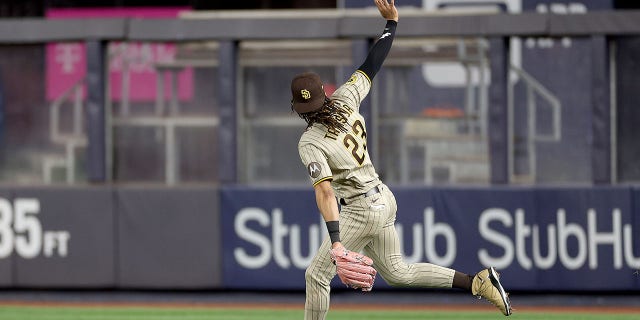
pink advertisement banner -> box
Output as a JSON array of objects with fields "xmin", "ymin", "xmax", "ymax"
[{"xmin": 46, "ymin": 7, "xmax": 193, "ymax": 102}]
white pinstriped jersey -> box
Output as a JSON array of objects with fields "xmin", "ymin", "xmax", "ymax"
[{"xmin": 298, "ymin": 70, "xmax": 381, "ymax": 199}]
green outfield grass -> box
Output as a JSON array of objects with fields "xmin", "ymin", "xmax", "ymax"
[{"xmin": 0, "ymin": 306, "xmax": 638, "ymax": 320}]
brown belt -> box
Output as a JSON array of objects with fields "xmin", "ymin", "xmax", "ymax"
[{"xmin": 339, "ymin": 185, "xmax": 382, "ymax": 206}]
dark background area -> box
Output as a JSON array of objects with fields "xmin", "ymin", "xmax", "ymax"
[
  {"xmin": 0, "ymin": 0, "xmax": 337, "ymax": 17},
  {"xmin": 1, "ymin": 0, "xmax": 639, "ymax": 17},
  {"xmin": 1, "ymin": 0, "xmax": 640, "ymax": 17}
]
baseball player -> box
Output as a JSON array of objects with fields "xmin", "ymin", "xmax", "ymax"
[{"xmin": 291, "ymin": 0, "xmax": 512, "ymax": 319}]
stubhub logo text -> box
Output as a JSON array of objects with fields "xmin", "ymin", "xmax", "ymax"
[{"xmin": 232, "ymin": 206, "xmax": 640, "ymax": 271}]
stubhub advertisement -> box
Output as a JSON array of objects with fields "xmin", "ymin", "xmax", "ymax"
[{"xmin": 221, "ymin": 186, "xmax": 640, "ymax": 291}]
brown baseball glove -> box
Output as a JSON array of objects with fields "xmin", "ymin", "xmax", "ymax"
[{"xmin": 330, "ymin": 246, "xmax": 377, "ymax": 291}]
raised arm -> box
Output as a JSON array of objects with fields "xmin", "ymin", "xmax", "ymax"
[{"xmin": 357, "ymin": 0, "xmax": 399, "ymax": 81}]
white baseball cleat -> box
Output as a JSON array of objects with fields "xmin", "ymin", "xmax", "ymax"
[{"xmin": 472, "ymin": 267, "xmax": 513, "ymax": 316}]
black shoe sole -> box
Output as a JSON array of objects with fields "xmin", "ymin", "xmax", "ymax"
[{"xmin": 488, "ymin": 267, "xmax": 512, "ymax": 316}]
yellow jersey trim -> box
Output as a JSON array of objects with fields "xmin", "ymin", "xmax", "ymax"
[
  {"xmin": 313, "ymin": 176, "xmax": 333, "ymax": 187},
  {"xmin": 355, "ymin": 70, "xmax": 371, "ymax": 84}
]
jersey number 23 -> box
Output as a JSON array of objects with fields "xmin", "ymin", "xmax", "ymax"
[{"xmin": 343, "ymin": 120, "xmax": 367, "ymax": 165}]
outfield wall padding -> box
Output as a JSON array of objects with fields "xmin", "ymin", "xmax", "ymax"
[{"xmin": 0, "ymin": 185, "xmax": 638, "ymax": 291}]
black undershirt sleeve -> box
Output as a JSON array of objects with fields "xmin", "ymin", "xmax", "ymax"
[{"xmin": 357, "ymin": 20, "xmax": 397, "ymax": 81}]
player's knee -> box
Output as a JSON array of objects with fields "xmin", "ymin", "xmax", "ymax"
[
  {"xmin": 305, "ymin": 265, "xmax": 332, "ymax": 287},
  {"xmin": 304, "ymin": 266, "xmax": 319, "ymax": 284},
  {"xmin": 384, "ymin": 276, "xmax": 411, "ymax": 287},
  {"xmin": 380, "ymin": 267, "xmax": 413, "ymax": 287}
]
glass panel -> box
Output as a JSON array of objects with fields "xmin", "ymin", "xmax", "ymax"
[
  {"xmin": 109, "ymin": 41, "xmax": 220, "ymax": 184},
  {"xmin": 176, "ymin": 126, "xmax": 218, "ymax": 182},
  {"xmin": 614, "ymin": 37, "xmax": 640, "ymax": 183},
  {"xmin": 239, "ymin": 40, "xmax": 351, "ymax": 184},
  {"xmin": 245, "ymin": 126, "xmax": 307, "ymax": 184},
  {"xmin": 513, "ymin": 36, "xmax": 593, "ymax": 184},
  {"xmin": 0, "ymin": 44, "xmax": 88, "ymax": 184},
  {"xmin": 113, "ymin": 126, "xmax": 165, "ymax": 182},
  {"xmin": 378, "ymin": 38, "xmax": 490, "ymax": 185}
]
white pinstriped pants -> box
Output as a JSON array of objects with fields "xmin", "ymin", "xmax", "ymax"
[{"xmin": 304, "ymin": 184, "xmax": 456, "ymax": 320}]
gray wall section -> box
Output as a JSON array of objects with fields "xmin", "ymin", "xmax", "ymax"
[
  {"xmin": 217, "ymin": 41, "xmax": 238, "ymax": 183},
  {"xmin": 0, "ymin": 18, "xmax": 126, "ymax": 43},
  {"xmin": 116, "ymin": 186, "xmax": 220, "ymax": 289},
  {"xmin": 615, "ymin": 37, "xmax": 640, "ymax": 182},
  {"xmin": 3, "ymin": 12, "xmax": 640, "ymax": 43},
  {"xmin": 86, "ymin": 40, "xmax": 107, "ymax": 182},
  {"xmin": 590, "ymin": 36, "xmax": 611, "ymax": 184},
  {"xmin": 13, "ymin": 187, "xmax": 115, "ymax": 287},
  {"xmin": 489, "ymin": 37, "xmax": 509, "ymax": 184},
  {"xmin": 0, "ymin": 186, "xmax": 222, "ymax": 289},
  {"xmin": 0, "ymin": 188, "xmax": 14, "ymax": 287}
]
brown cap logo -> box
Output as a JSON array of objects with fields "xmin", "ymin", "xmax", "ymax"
[{"xmin": 301, "ymin": 89, "xmax": 311, "ymax": 100}]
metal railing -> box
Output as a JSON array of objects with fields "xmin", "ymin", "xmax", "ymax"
[
  {"xmin": 508, "ymin": 65, "xmax": 562, "ymax": 183},
  {"xmin": 109, "ymin": 51, "xmax": 220, "ymax": 185},
  {"xmin": 44, "ymin": 42, "xmax": 221, "ymax": 185},
  {"xmin": 396, "ymin": 37, "xmax": 491, "ymax": 184},
  {"xmin": 43, "ymin": 77, "xmax": 87, "ymax": 184}
]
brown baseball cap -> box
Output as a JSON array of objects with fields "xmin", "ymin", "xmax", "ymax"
[{"xmin": 291, "ymin": 72, "xmax": 326, "ymax": 114}]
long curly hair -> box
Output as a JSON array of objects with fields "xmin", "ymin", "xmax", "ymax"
[{"xmin": 294, "ymin": 97, "xmax": 351, "ymax": 133}]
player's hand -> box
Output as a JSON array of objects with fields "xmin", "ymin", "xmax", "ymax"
[{"xmin": 375, "ymin": 0, "xmax": 398, "ymax": 22}]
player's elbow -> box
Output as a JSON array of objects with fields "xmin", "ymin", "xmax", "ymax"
[
  {"xmin": 318, "ymin": 188, "xmax": 335, "ymax": 201},
  {"xmin": 314, "ymin": 181, "xmax": 335, "ymax": 201}
]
